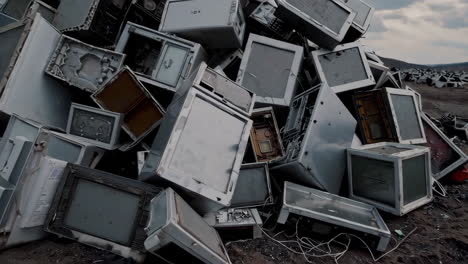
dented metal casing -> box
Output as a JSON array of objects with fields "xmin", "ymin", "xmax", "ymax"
[
  {"xmin": 0, "ymin": 14, "xmax": 72, "ymax": 130},
  {"xmin": 66, "ymin": 103, "xmax": 123, "ymax": 150},
  {"xmin": 347, "ymin": 142, "xmax": 433, "ymax": 216},
  {"xmin": 144, "ymin": 188, "xmax": 231, "ymax": 264},
  {"xmin": 159, "ymin": 0, "xmax": 246, "ymax": 49},
  {"xmin": 92, "ymin": 67, "xmax": 166, "ymax": 151},
  {"xmin": 203, "ymin": 208, "xmax": 263, "ymax": 239},
  {"xmin": 274, "ymin": 0, "xmax": 356, "ymax": 50},
  {"xmin": 237, "ymin": 34, "xmax": 303, "ymax": 108},
  {"xmin": 250, "ymin": 107, "xmax": 285, "ymax": 163},
  {"xmin": 312, "ymin": 42, "xmax": 375, "ymax": 94},
  {"xmin": 231, "ymin": 163, "xmax": 273, "ymax": 208},
  {"xmin": 277, "ymin": 182, "xmax": 391, "ymax": 252},
  {"xmin": 272, "ymin": 84, "xmax": 356, "ymax": 195},
  {"xmin": 46, "ymin": 35, "xmax": 125, "ymax": 93},
  {"xmin": 421, "ymin": 114, "xmax": 468, "ymax": 180},
  {"xmin": 45, "ymin": 164, "xmax": 162, "ymax": 262},
  {"xmin": 183, "ymin": 62, "xmax": 255, "ymax": 116},
  {"xmin": 339, "ymin": 0, "xmax": 374, "ymax": 41},
  {"xmin": 116, "ymin": 22, "xmax": 207, "ymax": 93},
  {"xmin": 140, "ymin": 83, "xmax": 252, "ymax": 209},
  {"xmin": 53, "ymin": 0, "xmax": 133, "ymax": 46}
]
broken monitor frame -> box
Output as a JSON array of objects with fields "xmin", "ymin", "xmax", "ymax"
[
  {"xmin": 347, "ymin": 142, "xmax": 433, "ymax": 216},
  {"xmin": 53, "ymin": 0, "xmax": 133, "ymax": 46},
  {"xmin": 45, "ymin": 164, "xmax": 162, "ymax": 263},
  {"xmin": 45, "ymin": 35, "xmax": 125, "ymax": 93},
  {"xmin": 183, "ymin": 61, "xmax": 255, "ymax": 116},
  {"xmin": 159, "ymin": 0, "xmax": 246, "ymax": 49},
  {"xmin": 368, "ymin": 60, "xmax": 390, "ymax": 89},
  {"xmin": 236, "ymin": 34, "xmax": 303, "ymax": 108},
  {"xmin": 272, "ymin": 84, "xmax": 356, "ymax": 195},
  {"xmin": 124, "ymin": 0, "xmax": 167, "ymax": 30},
  {"xmin": 144, "ymin": 188, "xmax": 231, "ymax": 264},
  {"xmin": 247, "ymin": 0, "xmax": 294, "ymax": 41},
  {"xmin": 92, "ymin": 67, "xmax": 166, "ymax": 151},
  {"xmin": 115, "ymin": 22, "xmax": 207, "ymax": 93},
  {"xmin": 422, "ymin": 114, "xmax": 468, "ymax": 180},
  {"xmin": 66, "ymin": 103, "xmax": 123, "ymax": 150},
  {"xmin": 250, "ymin": 107, "xmax": 285, "ymax": 163},
  {"xmin": 274, "ymin": 0, "xmax": 356, "ymax": 50},
  {"xmin": 277, "ymin": 182, "xmax": 391, "ymax": 252},
  {"xmin": 383, "ymin": 88, "xmax": 426, "ymax": 144},
  {"xmin": 212, "ymin": 49, "xmax": 244, "ymax": 82},
  {"xmin": 312, "ymin": 42, "xmax": 375, "ymax": 94},
  {"xmin": 231, "ymin": 163, "xmax": 273, "ymax": 208},
  {"xmin": 36, "ymin": 129, "xmax": 105, "ymax": 168},
  {"xmin": 339, "ymin": 0, "xmax": 375, "ymax": 42},
  {"xmin": 140, "ymin": 84, "xmax": 252, "ymax": 208},
  {"xmin": 377, "ymin": 72, "xmax": 401, "ymax": 89}
]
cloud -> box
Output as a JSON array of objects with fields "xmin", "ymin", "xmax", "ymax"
[{"xmin": 361, "ymin": 0, "xmax": 468, "ymax": 64}]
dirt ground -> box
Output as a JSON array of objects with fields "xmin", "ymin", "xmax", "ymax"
[{"xmin": 0, "ymin": 83, "xmax": 467, "ymax": 264}]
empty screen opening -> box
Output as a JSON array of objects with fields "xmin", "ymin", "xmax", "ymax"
[
  {"xmin": 390, "ymin": 94, "xmax": 423, "ymax": 141},
  {"xmin": 351, "ymin": 155, "xmax": 396, "ymax": 207},
  {"xmin": 285, "ymin": 0, "xmax": 349, "ymax": 34},
  {"xmin": 402, "ymin": 155, "xmax": 428, "ymax": 205},
  {"xmin": 243, "ymin": 42, "xmax": 295, "ymax": 98},
  {"xmin": 231, "ymin": 167, "xmax": 269, "ymax": 206},
  {"xmin": 319, "ymin": 47, "xmax": 368, "ymax": 87},
  {"xmin": 423, "ymin": 121, "xmax": 460, "ymax": 174},
  {"xmin": 224, "ymin": 57, "xmax": 242, "ymax": 81},
  {"xmin": 123, "ymin": 33, "xmax": 163, "ymax": 76},
  {"xmin": 124, "ymin": 99, "xmax": 163, "ymax": 138},
  {"xmin": 64, "ymin": 179, "xmax": 140, "ymax": 245}
]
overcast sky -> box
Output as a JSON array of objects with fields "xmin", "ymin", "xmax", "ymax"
[{"xmin": 362, "ymin": 0, "xmax": 468, "ymax": 65}]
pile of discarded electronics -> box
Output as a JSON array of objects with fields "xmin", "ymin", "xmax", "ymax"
[
  {"xmin": 402, "ymin": 68, "xmax": 468, "ymax": 88},
  {"xmin": 0, "ymin": 0, "xmax": 467, "ymax": 263}
]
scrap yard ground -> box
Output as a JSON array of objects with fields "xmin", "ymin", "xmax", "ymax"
[{"xmin": 0, "ymin": 83, "xmax": 467, "ymax": 264}]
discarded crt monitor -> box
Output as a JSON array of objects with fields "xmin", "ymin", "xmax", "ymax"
[
  {"xmin": 1, "ymin": 157, "xmax": 67, "ymax": 248},
  {"xmin": 92, "ymin": 67, "xmax": 166, "ymax": 150},
  {"xmin": 354, "ymin": 88, "xmax": 426, "ymax": 145},
  {"xmin": 140, "ymin": 79, "xmax": 252, "ymax": 210},
  {"xmin": 36, "ymin": 129, "xmax": 105, "ymax": 168},
  {"xmin": 144, "ymin": 188, "xmax": 231, "ymax": 264},
  {"xmin": 347, "ymin": 142, "xmax": 433, "ymax": 216},
  {"xmin": 231, "ymin": 163, "xmax": 273, "ymax": 208},
  {"xmin": 0, "ymin": 14, "xmax": 72, "ymax": 130},
  {"xmin": 203, "ymin": 208, "xmax": 263, "ymax": 239},
  {"xmin": 338, "ymin": 0, "xmax": 374, "ymax": 42},
  {"xmin": 53, "ymin": 0, "xmax": 133, "ymax": 46},
  {"xmin": 236, "ymin": 34, "xmax": 303, "ymax": 108},
  {"xmin": 66, "ymin": 103, "xmax": 123, "ymax": 150},
  {"xmin": 115, "ymin": 22, "xmax": 207, "ymax": 92},
  {"xmin": 182, "ymin": 62, "xmax": 255, "ymax": 116},
  {"xmin": 421, "ymin": 114, "xmax": 468, "ymax": 180},
  {"xmin": 277, "ymin": 182, "xmax": 391, "ymax": 252},
  {"xmin": 247, "ymin": 1, "xmax": 294, "ymax": 41},
  {"xmin": 45, "ymin": 164, "xmax": 162, "ymax": 263},
  {"xmin": 45, "ymin": 35, "xmax": 125, "ymax": 93},
  {"xmin": 159, "ymin": 0, "xmax": 246, "ymax": 49},
  {"xmin": 250, "ymin": 107, "xmax": 284, "ymax": 163},
  {"xmin": 274, "ymin": 0, "xmax": 356, "ymax": 50},
  {"xmin": 312, "ymin": 42, "xmax": 375, "ymax": 94},
  {"xmin": 272, "ymin": 84, "xmax": 356, "ymax": 195}
]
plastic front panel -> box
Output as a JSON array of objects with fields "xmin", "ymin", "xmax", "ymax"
[
  {"xmin": 168, "ymin": 96, "xmax": 245, "ymax": 193},
  {"xmin": 64, "ymin": 179, "xmax": 140, "ymax": 245},
  {"xmin": 284, "ymin": 0, "xmax": 349, "ymax": 34},
  {"xmin": 162, "ymin": 0, "xmax": 233, "ymax": 29},
  {"xmin": 175, "ymin": 193, "xmax": 228, "ymax": 262},
  {"xmin": 390, "ymin": 94, "xmax": 423, "ymax": 141},
  {"xmin": 231, "ymin": 166, "xmax": 269, "ymax": 206},
  {"xmin": 153, "ymin": 44, "xmax": 189, "ymax": 87},
  {"xmin": 351, "ymin": 155, "xmax": 396, "ymax": 207},
  {"xmin": 318, "ymin": 47, "xmax": 368, "ymax": 87},
  {"xmin": 146, "ymin": 192, "xmax": 168, "ymax": 235},
  {"xmin": 242, "ymin": 42, "xmax": 295, "ymax": 98},
  {"xmin": 70, "ymin": 109, "xmax": 116, "ymax": 144},
  {"xmin": 402, "ymin": 155, "xmax": 428, "ymax": 205}
]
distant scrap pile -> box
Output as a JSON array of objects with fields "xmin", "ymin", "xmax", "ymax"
[
  {"xmin": 0, "ymin": 0, "xmax": 467, "ymax": 263},
  {"xmin": 402, "ymin": 68, "xmax": 468, "ymax": 88}
]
